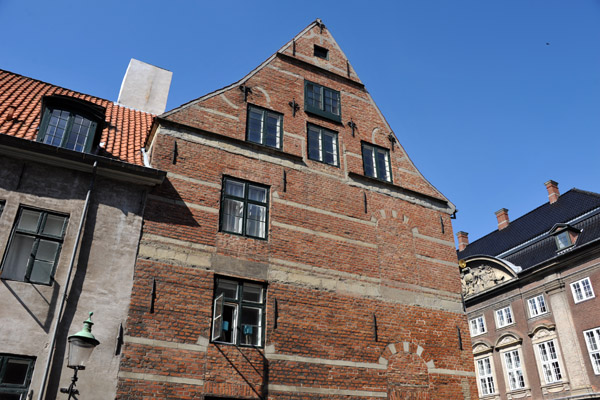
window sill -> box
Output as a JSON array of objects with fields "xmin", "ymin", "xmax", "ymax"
[
  {"xmin": 478, "ymin": 394, "xmax": 500, "ymax": 400},
  {"xmin": 541, "ymin": 381, "xmax": 569, "ymax": 395},
  {"xmin": 304, "ymin": 108, "xmax": 342, "ymax": 123},
  {"xmin": 211, "ymin": 341, "xmax": 264, "ymax": 349},
  {"xmin": 0, "ymin": 277, "xmax": 53, "ymax": 286},
  {"xmin": 506, "ymin": 388, "xmax": 531, "ymax": 399},
  {"xmin": 574, "ymin": 296, "xmax": 595, "ymax": 304}
]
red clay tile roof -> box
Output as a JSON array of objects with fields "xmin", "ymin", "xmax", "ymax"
[{"xmin": 0, "ymin": 69, "xmax": 154, "ymax": 166}]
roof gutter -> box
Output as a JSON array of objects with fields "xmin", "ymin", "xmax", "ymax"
[{"xmin": 0, "ymin": 133, "xmax": 165, "ymax": 186}]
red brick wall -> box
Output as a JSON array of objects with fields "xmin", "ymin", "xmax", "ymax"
[{"xmin": 118, "ymin": 22, "xmax": 475, "ymax": 399}]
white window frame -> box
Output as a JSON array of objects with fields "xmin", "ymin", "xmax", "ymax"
[
  {"xmin": 469, "ymin": 315, "xmax": 486, "ymax": 337},
  {"xmin": 476, "ymin": 356, "xmax": 496, "ymax": 396},
  {"xmin": 536, "ymin": 339, "xmax": 563, "ymax": 384},
  {"xmin": 495, "ymin": 306, "xmax": 514, "ymax": 328},
  {"xmin": 527, "ymin": 294, "xmax": 548, "ymax": 318},
  {"xmin": 583, "ymin": 327, "xmax": 600, "ymax": 375},
  {"xmin": 503, "ymin": 349, "xmax": 526, "ymax": 391},
  {"xmin": 571, "ymin": 277, "xmax": 595, "ymax": 304}
]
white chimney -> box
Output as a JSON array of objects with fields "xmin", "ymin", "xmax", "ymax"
[{"xmin": 117, "ymin": 59, "xmax": 172, "ymax": 115}]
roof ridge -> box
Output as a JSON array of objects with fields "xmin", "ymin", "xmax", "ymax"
[
  {"xmin": 0, "ymin": 68, "xmax": 153, "ymax": 116},
  {"xmin": 463, "ymin": 188, "xmax": 600, "ymax": 248}
]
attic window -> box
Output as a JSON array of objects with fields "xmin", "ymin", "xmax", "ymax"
[
  {"xmin": 37, "ymin": 95, "xmax": 105, "ymax": 153},
  {"xmin": 555, "ymin": 231, "xmax": 572, "ymax": 250},
  {"xmin": 314, "ymin": 45, "xmax": 329, "ymax": 60}
]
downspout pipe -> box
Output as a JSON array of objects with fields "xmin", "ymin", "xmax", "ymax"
[{"xmin": 37, "ymin": 161, "xmax": 97, "ymax": 400}]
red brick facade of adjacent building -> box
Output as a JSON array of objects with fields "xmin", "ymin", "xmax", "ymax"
[{"xmin": 116, "ymin": 20, "xmax": 476, "ymax": 399}]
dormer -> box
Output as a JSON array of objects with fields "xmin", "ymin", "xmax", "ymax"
[
  {"xmin": 549, "ymin": 223, "xmax": 580, "ymax": 251},
  {"xmin": 37, "ymin": 95, "xmax": 106, "ymax": 153}
]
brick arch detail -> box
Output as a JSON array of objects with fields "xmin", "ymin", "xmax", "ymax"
[{"xmin": 378, "ymin": 341, "xmax": 436, "ymax": 371}]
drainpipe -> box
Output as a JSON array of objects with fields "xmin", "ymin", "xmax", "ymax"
[{"xmin": 37, "ymin": 161, "xmax": 97, "ymax": 400}]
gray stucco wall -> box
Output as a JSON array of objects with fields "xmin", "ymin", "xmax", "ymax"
[{"xmin": 0, "ymin": 156, "xmax": 147, "ymax": 399}]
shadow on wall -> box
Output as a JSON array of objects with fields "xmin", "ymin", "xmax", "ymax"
[
  {"xmin": 142, "ymin": 177, "xmax": 200, "ymax": 228},
  {"xmin": 1, "ymin": 279, "xmax": 60, "ymax": 333}
]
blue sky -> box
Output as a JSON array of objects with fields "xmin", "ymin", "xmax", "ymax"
[{"xmin": 2, "ymin": 1, "xmax": 599, "ymax": 244}]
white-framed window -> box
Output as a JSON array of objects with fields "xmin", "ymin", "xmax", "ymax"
[
  {"xmin": 469, "ymin": 316, "xmax": 486, "ymax": 337},
  {"xmin": 496, "ymin": 306, "xmax": 514, "ymax": 328},
  {"xmin": 537, "ymin": 340, "xmax": 563, "ymax": 384},
  {"xmin": 504, "ymin": 349, "xmax": 526, "ymax": 390},
  {"xmin": 583, "ymin": 327, "xmax": 600, "ymax": 375},
  {"xmin": 476, "ymin": 356, "xmax": 496, "ymax": 396},
  {"xmin": 571, "ymin": 277, "xmax": 595, "ymax": 303},
  {"xmin": 527, "ymin": 294, "xmax": 548, "ymax": 317}
]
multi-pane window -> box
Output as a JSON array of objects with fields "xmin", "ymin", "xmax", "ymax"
[
  {"xmin": 307, "ymin": 124, "xmax": 338, "ymax": 166},
  {"xmin": 476, "ymin": 357, "xmax": 495, "ymax": 396},
  {"xmin": 220, "ymin": 178, "xmax": 269, "ymax": 239},
  {"xmin": 583, "ymin": 327, "xmax": 600, "ymax": 375},
  {"xmin": 211, "ymin": 277, "xmax": 266, "ymax": 347},
  {"xmin": 504, "ymin": 350, "xmax": 526, "ymax": 390},
  {"xmin": 304, "ymin": 81, "xmax": 341, "ymax": 122},
  {"xmin": 1, "ymin": 208, "xmax": 68, "ymax": 285},
  {"xmin": 571, "ymin": 277, "xmax": 594, "ymax": 303},
  {"xmin": 0, "ymin": 354, "xmax": 35, "ymax": 399},
  {"xmin": 527, "ymin": 295, "xmax": 548, "ymax": 317},
  {"xmin": 469, "ymin": 316, "xmax": 486, "ymax": 337},
  {"xmin": 537, "ymin": 340, "xmax": 562, "ymax": 384},
  {"xmin": 246, "ymin": 105, "xmax": 283, "ymax": 149},
  {"xmin": 362, "ymin": 143, "xmax": 392, "ymax": 182},
  {"xmin": 496, "ymin": 306, "xmax": 514, "ymax": 328},
  {"xmin": 39, "ymin": 108, "xmax": 97, "ymax": 152}
]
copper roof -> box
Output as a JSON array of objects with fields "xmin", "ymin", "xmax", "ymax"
[{"xmin": 0, "ymin": 69, "xmax": 154, "ymax": 166}]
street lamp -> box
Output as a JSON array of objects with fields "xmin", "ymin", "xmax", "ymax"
[{"xmin": 60, "ymin": 312, "xmax": 100, "ymax": 399}]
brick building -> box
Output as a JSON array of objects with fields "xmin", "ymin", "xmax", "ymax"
[
  {"xmin": 117, "ymin": 20, "xmax": 476, "ymax": 399},
  {"xmin": 458, "ymin": 181, "xmax": 600, "ymax": 399},
  {"xmin": 0, "ymin": 68, "xmax": 165, "ymax": 399}
]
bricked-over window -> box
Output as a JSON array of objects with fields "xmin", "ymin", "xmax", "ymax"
[
  {"xmin": 307, "ymin": 124, "xmax": 338, "ymax": 166},
  {"xmin": 246, "ymin": 105, "xmax": 283, "ymax": 149},
  {"xmin": 212, "ymin": 277, "xmax": 266, "ymax": 347},
  {"xmin": 220, "ymin": 177, "xmax": 269, "ymax": 239},
  {"xmin": 0, "ymin": 354, "xmax": 35, "ymax": 399},
  {"xmin": 1, "ymin": 208, "xmax": 68, "ymax": 285},
  {"xmin": 304, "ymin": 80, "xmax": 341, "ymax": 122},
  {"xmin": 362, "ymin": 143, "xmax": 391, "ymax": 182}
]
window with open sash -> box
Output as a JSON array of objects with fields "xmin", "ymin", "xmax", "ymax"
[
  {"xmin": 304, "ymin": 81, "xmax": 341, "ymax": 122},
  {"xmin": 211, "ymin": 278, "xmax": 266, "ymax": 347},
  {"xmin": 1, "ymin": 208, "xmax": 68, "ymax": 285},
  {"xmin": 537, "ymin": 340, "xmax": 562, "ymax": 384},
  {"xmin": 246, "ymin": 105, "xmax": 283, "ymax": 149},
  {"xmin": 476, "ymin": 357, "xmax": 495, "ymax": 396},
  {"xmin": 527, "ymin": 294, "xmax": 548, "ymax": 318},
  {"xmin": 220, "ymin": 178, "xmax": 269, "ymax": 239},
  {"xmin": 571, "ymin": 277, "xmax": 594, "ymax": 303},
  {"xmin": 584, "ymin": 327, "xmax": 600, "ymax": 375},
  {"xmin": 362, "ymin": 143, "xmax": 392, "ymax": 182},
  {"xmin": 0, "ymin": 354, "xmax": 35, "ymax": 400},
  {"xmin": 504, "ymin": 350, "xmax": 526, "ymax": 390},
  {"xmin": 307, "ymin": 124, "xmax": 338, "ymax": 166}
]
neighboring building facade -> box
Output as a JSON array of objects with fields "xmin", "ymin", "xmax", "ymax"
[
  {"xmin": 0, "ymin": 69, "xmax": 165, "ymax": 399},
  {"xmin": 458, "ymin": 181, "xmax": 600, "ymax": 399},
  {"xmin": 117, "ymin": 20, "xmax": 477, "ymax": 399}
]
